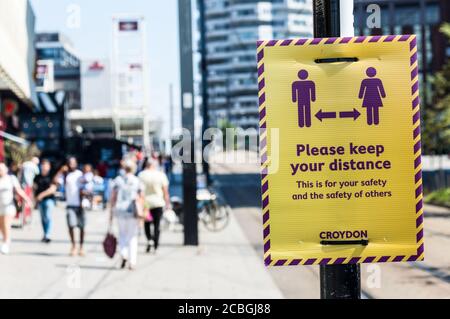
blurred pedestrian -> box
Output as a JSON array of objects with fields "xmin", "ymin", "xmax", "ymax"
[
  {"xmin": 19, "ymin": 157, "xmax": 39, "ymax": 222},
  {"xmin": 96, "ymin": 161, "xmax": 108, "ymax": 178},
  {"xmin": 0, "ymin": 162, "xmax": 32, "ymax": 255},
  {"xmin": 138, "ymin": 158, "xmax": 170, "ymax": 253},
  {"xmin": 110, "ymin": 160, "xmax": 144, "ymax": 270},
  {"xmin": 64, "ymin": 157, "xmax": 85, "ymax": 257},
  {"xmin": 80, "ymin": 164, "xmax": 94, "ymax": 210},
  {"xmin": 163, "ymin": 155, "xmax": 173, "ymax": 180},
  {"xmin": 34, "ymin": 159, "xmax": 57, "ymax": 243},
  {"xmin": 21, "ymin": 157, "xmax": 40, "ymax": 189},
  {"xmin": 92, "ymin": 170, "xmax": 105, "ymax": 210}
]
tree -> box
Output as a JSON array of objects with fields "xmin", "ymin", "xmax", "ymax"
[
  {"xmin": 218, "ymin": 119, "xmax": 236, "ymax": 150},
  {"xmin": 421, "ymin": 24, "xmax": 450, "ymax": 155}
]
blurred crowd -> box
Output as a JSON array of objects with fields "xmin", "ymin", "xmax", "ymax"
[{"xmin": 0, "ymin": 151, "xmax": 173, "ymax": 270}]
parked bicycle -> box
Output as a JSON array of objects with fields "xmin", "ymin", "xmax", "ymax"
[{"xmin": 162, "ymin": 189, "xmax": 231, "ymax": 232}]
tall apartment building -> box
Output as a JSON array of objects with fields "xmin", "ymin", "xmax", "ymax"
[{"xmin": 204, "ymin": 0, "xmax": 313, "ymax": 130}]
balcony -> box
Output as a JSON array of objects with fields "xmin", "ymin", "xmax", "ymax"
[
  {"xmin": 229, "ymin": 82, "xmax": 258, "ymax": 93},
  {"xmin": 232, "ymin": 116, "xmax": 259, "ymax": 128},
  {"xmin": 208, "ymin": 62, "xmax": 231, "ymax": 73},
  {"xmin": 208, "ymin": 86, "xmax": 228, "ymax": 95},
  {"xmin": 233, "ymin": 95, "xmax": 258, "ymax": 104},
  {"xmin": 284, "ymin": 0, "xmax": 313, "ymax": 12},
  {"xmin": 207, "ymin": 73, "xmax": 228, "ymax": 84},
  {"xmin": 229, "ymin": 107, "xmax": 258, "ymax": 116},
  {"xmin": 206, "ymin": 28, "xmax": 229, "ymax": 40},
  {"xmin": 208, "ymin": 96, "xmax": 227, "ymax": 106},
  {"xmin": 206, "ymin": 51, "xmax": 230, "ymax": 61},
  {"xmin": 205, "ymin": 6, "xmax": 229, "ymax": 19},
  {"xmin": 228, "ymin": 59, "xmax": 257, "ymax": 70}
]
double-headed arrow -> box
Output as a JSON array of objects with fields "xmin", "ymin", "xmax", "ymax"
[{"xmin": 315, "ymin": 108, "xmax": 361, "ymax": 122}]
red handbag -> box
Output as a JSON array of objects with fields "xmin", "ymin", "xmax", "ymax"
[{"xmin": 103, "ymin": 231, "xmax": 117, "ymax": 259}]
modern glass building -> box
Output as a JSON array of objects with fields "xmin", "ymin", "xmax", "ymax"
[
  {"xmin": 354, "ymin": 0, "xmax": 450, "ymax": 102},
  {"xmin": 35, "ymin": 33, "xmax": 81, "ymax": 110},
  {"xmin": 204, "ymin": 0, "xmax": 313, "ymax": 130}
]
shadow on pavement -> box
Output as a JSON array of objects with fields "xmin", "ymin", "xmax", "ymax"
[
  {"xmin": 11, "ymin": 239, "xmax": 101, "ymax": 245},
  {"xmin": 424, "ymin": 210, "xmax": 450, "ymax": 219},
  {"xmin": 12, "ymin": 252, "xmax": 71, "ymax": 257},
  {"xmin": 55, "ymin": 264, "xmax": 117, "ymax": 271}
]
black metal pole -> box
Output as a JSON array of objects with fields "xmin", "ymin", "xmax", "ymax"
[
  {"xmin": 313, "ymin": 0, "xmax": 340, "ymax": 37},
  {"xmin": 313, "ymin": 0, "xmax": 361, "ymax": 299},
  {"xmin": 320, "ymin": 263, "xmax": 361, "ymax": 299},
  {"xmin": 60, "ymin": 95, "xmax": 68, "ymax": 158},
  {"xmin": 178, "ymin": 0, "xmax": 198, "ymax": 246},
  {"xmin": 198, "ymin": 0, "xmax": 211, "ymax": 187}
]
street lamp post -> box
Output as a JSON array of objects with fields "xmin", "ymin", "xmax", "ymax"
[
  {"xmin": 178, "ymin": 0, "xmax": 198, "ymax": 246},
  {"xmin": 313, "ymin": 0, "xmax": 361, "ymax": 300},
  {"xmin": 198, "ymin": 0, "xmax": 211, "ymax": 187}
]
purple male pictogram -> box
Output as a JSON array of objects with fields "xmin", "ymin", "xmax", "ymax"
[
  {"xmin": 358, "ymin": 67, "xmax": 386, "ymax": 126},
  {"xmin": 292, "ymin": 69, "xmax": 316, "ymax": 128}
]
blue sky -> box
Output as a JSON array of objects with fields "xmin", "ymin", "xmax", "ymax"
[{"xmin": 30, "ymin": 0, "xmax": 181, "ymax": 138}]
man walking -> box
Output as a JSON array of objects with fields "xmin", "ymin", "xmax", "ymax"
[
  {"xmin": 34, "ymin": 159, "xmax": 57, "ymax": 243},
  {"xmin": 138, "ymin": 158, "xmax": 170, "ymax": 253},
  {"xmin": 63, "ymin": 157, "xmax": 85, "ymax": 256}
]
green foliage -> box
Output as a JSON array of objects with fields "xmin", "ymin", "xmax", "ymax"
[
  {"xmin": 4, "ymin": 140, "xmax": 41, "ymax": 167},
  {"xmin": 217, "ymin": 119, "xmax": 235, "ymax": 132},
  {"xmin": 421, "ymin": 24, "xmax": 450, "ymax": 155},
  {"xmin": 4, "ymin": 140, "xmax": 27, "ymax": 165},
  {"xmin": 217, "ymin": 119, "xmax": 237, "ymax": 149},
  {"xmin": 440, "ymin": 24, "xmax": 450, "ymax": 38},
  {"xmin": 425, "ymin": 188, "xmax": 450, "ymax": 207}
]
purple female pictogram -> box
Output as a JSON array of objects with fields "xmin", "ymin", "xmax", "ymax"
[
  {"xmin": 292, "ymin": 69, "xmax": 316, "ymax": 128},
  {"xmin": 358, "ymin": 67, "xmax": 386, "ymax": 125}
]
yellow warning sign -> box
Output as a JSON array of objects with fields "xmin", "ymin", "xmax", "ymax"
[{"xmin": 257, "ymin": 35, "xmax": 424, "ymax": 266}]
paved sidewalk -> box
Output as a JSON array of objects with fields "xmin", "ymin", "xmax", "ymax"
[
  {"xmin": 210, "ymin": 157, "xmax": 450, "ymax": 299},
  {"xmin": 0, "ymin": 202, "xmax": 283, "ymax": 299}
]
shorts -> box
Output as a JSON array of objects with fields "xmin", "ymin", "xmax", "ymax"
[
  {"xmin": 0, "ymin": 204, "xmax": 17, "ymax": 217},
  {"xmin": 66, "ymin": 206, "xmax": 85, "ymax": 229}
]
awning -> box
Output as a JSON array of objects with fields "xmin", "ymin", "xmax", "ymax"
[{"xmin": 0, "ymin": 130, "xmax": 29, "ymax": 146}]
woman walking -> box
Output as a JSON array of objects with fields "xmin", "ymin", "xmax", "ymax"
[
  {"xmin": 138, "ymin": 158, "xmax": 170, "ymax": 253},
  {"xmin": 0, "ymin": 162, "xmax": 33, "ymax": 255},
  {"xmin": 109, "ymin": 160, "xmax": 144, "ymax": 270}
]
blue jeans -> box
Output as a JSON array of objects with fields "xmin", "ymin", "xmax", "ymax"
[{"xmin": 39, "ymin": 199, "xmax": 55, "ymax": 239}]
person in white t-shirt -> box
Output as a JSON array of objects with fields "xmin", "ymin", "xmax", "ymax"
[
  {"xmin": 138, "ymin": 158, "xmax": 170, "ymax": 253},
  {"xmin": 63, "ymin": 157, "xmax": 85, "ymax": 257},
  {"xmin": 0, "ymin": 162, "xmax": 32, "ymax": 255}
]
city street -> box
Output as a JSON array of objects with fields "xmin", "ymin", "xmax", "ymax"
[
  {"xmin": 211, "ymin": 155, "xmax": 450, "ymax": 299},
  {"xmin": 0, "ymin": 0, "xmax": 448, "ymax": 304},
  {"xmin": 0, "ymin": 184, "xmax": 282, "ymax": 299},
  {"xmin": 0, "ymin": 157, "xmax": 449, "ymax": 299}
]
